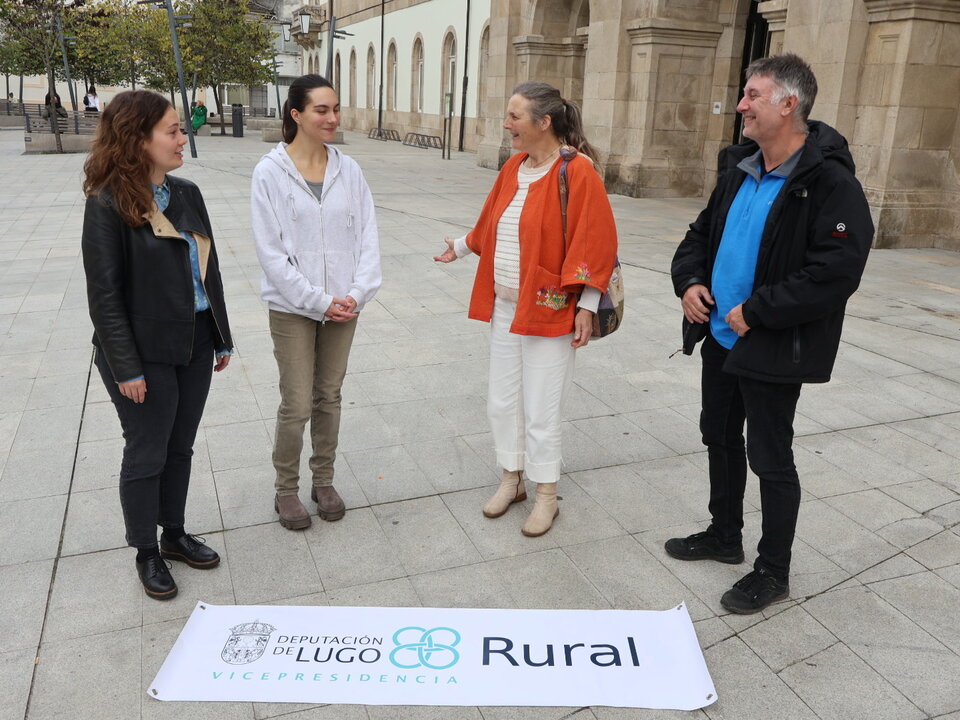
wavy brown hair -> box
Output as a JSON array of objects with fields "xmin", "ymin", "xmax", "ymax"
[{"xmin": 83, "ymin": 90, "xmax": 172, "ymax": 226}]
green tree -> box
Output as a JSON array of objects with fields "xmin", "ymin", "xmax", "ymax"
[
  {"xmin": 182, "ymin": 0, "xmax": 273, "ymax": 134},
  {"xmin": 0, "ymin": 0, "xmax": 71, "ymax": 152},
  {"xmin": 66, "ymin": 0, "xmax": 133, "ymax": 89},
  {"xmin": 136, "ymin": 4, "xmax": 179, "ymax": 98}
]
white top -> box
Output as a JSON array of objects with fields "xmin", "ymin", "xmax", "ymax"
[
  {"xmin": 84, "ymin": 94, "xmax": 100, "ymax": 110},
  {"xmin": 250, "ymin": 143, "xmax": 382, "ymax": 321},
  {"xmin": 454, "ymin": 160, "xmax": 601, "ymax": 312}
]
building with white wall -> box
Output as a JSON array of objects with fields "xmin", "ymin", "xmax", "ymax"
[{"xmin": 293, "ymin": 0, "xmax": 491, "ymax": 150}]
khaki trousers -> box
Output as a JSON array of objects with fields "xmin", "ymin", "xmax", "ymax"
[{"xmin": 269, "ymin": 310, "xmax": 357, "ymax": 495}]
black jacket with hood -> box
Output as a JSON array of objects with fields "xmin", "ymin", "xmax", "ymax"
[
  {"xmin": 82, "ymin": 175, "xmax": 232, "ymax": 382},
  {"xmin": 671, "ymin": 121, "xmax": 873, "ymax": 384}
]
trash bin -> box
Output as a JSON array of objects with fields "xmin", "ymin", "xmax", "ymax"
[{"xmin": 231, "ymin": 103, "xmax": 244, "ymax": 138}]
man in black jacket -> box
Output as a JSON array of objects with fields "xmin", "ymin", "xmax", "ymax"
[{"xmin": 667, "ymin": 54, "xmax": 873, "ymax": 613}]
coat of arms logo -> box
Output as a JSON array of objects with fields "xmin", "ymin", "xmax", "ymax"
[{"xmin": 221, "ymin": 620, "xmax": 276, "ymax": 665}]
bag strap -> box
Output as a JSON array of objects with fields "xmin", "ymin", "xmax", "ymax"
[{"xmin": 557, "ymin": 146, "xmax": 577, "ymax": 243}]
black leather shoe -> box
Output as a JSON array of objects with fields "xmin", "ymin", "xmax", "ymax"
[
  {"xmin": 664, "ymin": 530, "xmax": 744, "ymax": 564},
  {"xmin": 160, "ymin": 533, "xmax": 220, "ymax": 569},
  {"xmin": 720, "ymin": 568, "xmax": 789, "ymax": 614},
  {"xmin": 136, "ymin": 555, "xmax": 178, "ymax": 600}
]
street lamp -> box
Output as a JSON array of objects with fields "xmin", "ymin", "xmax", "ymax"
[
  {"xmin": 137, "ymin": 0, "xmax": 197, "ymax": 158},
  {"xmin": 281, "ymin": 22, "xmax": 291, "ymax": 42},
  {"xmin": 54, "ymin": 17, "xmax": 77, "ymax": 111},
  {"xmin": 298, "ymin": 11, "xmax": 310, "ymax": 35}
]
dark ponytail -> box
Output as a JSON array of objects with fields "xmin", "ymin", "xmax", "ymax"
[
  {"xmin": 512, "ymin": 81, "xmax": 600, "ymax": 164},
  {"xmin": 282, "ymin": 73, "xmax": 336, "ymax": 143}
]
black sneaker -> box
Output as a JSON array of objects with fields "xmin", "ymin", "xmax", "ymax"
[
  {"xmin": 664, "ymin": 530, "xmax": 744, "ymax": 564},
  {"xmin": 720, "ymin": 568, "xmax": 789, "ymax": 614}
]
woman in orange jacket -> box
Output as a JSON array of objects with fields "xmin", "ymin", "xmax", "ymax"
[{"xmin": 435, "ymin": 81, "xmax": 618, "ymax": 536}]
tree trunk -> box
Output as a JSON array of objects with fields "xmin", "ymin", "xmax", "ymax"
[
  {"xmin": 44, "ymin": 53, "xmax": 63, "ymax": 154},
  {"xmin": 170, "ymin": 88, "xmax": 176, "ymax": 107},
  {"xmin": 130, "ymin": 58, "xmax": 136, "ymax": 89},
  {"xmin": 211, "ymin": 84, "xmax": 226, "ymax": 136}
]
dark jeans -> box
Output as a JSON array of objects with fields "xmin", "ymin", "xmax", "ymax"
[
  {"xmin": 95, "ymin": 311, "xmax": 215, "ymax": 548},
  {"xmin": 700, "ymin": 332, "xmax": 802, "ymax": 580}
]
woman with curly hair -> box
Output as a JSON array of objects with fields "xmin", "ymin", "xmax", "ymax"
[{"xmin": 82, "ymin": 90, "xmax": 233, "ymax": 600}]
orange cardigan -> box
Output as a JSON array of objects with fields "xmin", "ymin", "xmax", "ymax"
[{"xmin": 465, "ymin": 152, "xmax": 618, "ymax": 337}]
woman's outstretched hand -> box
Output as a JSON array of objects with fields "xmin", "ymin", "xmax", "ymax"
[{"xmin": 433, "ymin": 237, "xmax": 457, "ymax": 263}]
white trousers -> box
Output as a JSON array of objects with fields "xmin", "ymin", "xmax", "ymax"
[{"xmin": 487, "ymin": 296, "xmax": 576, "ymax": 484}]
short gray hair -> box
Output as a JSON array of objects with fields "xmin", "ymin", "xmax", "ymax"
[{"xmin": 746, "ymin": 53, "xmax": 818, "ymax": 124}]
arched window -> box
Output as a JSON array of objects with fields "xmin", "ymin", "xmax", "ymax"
[
  {"xmin": 411, "ymin": 37, "xmax": 424, "ymax": 113},
  {"xmin": 334, "ymin": 52, "xmax": 342, "ymax": 94},
  {"xmin": 477, "ymin": 25, "xmax": 490, "ymax": 121},
  {"xmin": 366, "ymin": 45, "xmax": 376, "ymax": 110},
  {"xmin": 349, "ymin": 49, "xmax": 357, "ymax": 108},
  {"xmin": 386, "ymin": 41, "xmax": 397, "ymax": 112},
  {"xmin": 440, "ymin": 31, "xmax": 456, "ymax": 116}
]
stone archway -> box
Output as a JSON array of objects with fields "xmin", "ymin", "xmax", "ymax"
[{"xmin": 514, "ymin": 0, "xmax": 588, "ymax": 109}]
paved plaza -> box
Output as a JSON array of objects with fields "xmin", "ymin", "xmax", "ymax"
[{"xmin": 1, "ymin": 124, "xmax": 959, "ymax": 720}]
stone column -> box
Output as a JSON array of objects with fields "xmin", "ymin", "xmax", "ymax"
[
  {"xmin": 606, "ymin": 16, "xmax": 722, "ymax": 197},
  {"xmin": 855, "ymin": 0, "xmax": 960, "ymax": 249},
  {"xmin": 476, "ymin": 0, "xmax": 524, "ymax": 170},
  {"xmin": 758, "ymin": 0, "xmax": 787, "ymax": 54}
]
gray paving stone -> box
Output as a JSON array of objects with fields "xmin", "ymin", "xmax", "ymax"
[
  {"xmin": 570, "ymin": 464, "xmax": 700, "ymax": 534},
  {"xmin": 373, "ymin": 496, "xmax": 482, "ymax": 575},
  {"xmin": 490, "ymin": 548, "xmax": 609, "ymax": 610},
  {"xmin": 30, "ymin": 627, "xmax": 142, "ymax": 720},
  {"xmin": 738, "ymin": 605, "xmax": 837, "ymax": 673},
  {"xmin": 875, "ymin": 516, "xmax": 945, "ymax": 550},
  {"xmin": 883, "ymin": 477, "xmax": 960, "ymax": 513},
  {"xmin": 59, "ymin": 486, "xmax": 127, "ymax": 555},
  {"xmin": 26, "ymin": 372, "xmax": 87, "ymax": 410},
  {"xmin": 324, "ymin": 577, "xmax": 422, "ymax": 607},
  {"xmin": 344, "ymin": 444, "xmax": 436, "ymax": 505},
  {"xmin": 871, "ymin": 572, "xmax": 960, "ymax": 655},
  {"xmin": 778, "ymin": 642, "xmax": 925, "ymax": 720},
  {"xmin": 843, "ymin": 424, "xmax": 960, "ymax": 480},
  {"xmin": 0, "ymin": 559, "xmax": 52, "ymax": 653},
  {"xmin": 72, "ymin": 437, "xmax": 124, "ymax": 492},
  {"xmin": 9, "ymin": 406, "xmax": 81, "ymax": 452},
  {"xmin": 824, "ymin": 488, "xmax": 919, "ymax": 531},
  {"xmin": 701, "ymin": 636, "xmax": 816, "ymax": 720},
  {"xmin": 0, "ymin": 493, "xmax": 65, "ymax": 565},
  {"xmin": 858, "ymin": 553, "xmax": 928, "ymax": 585},
  {"xmin": 564, "ymin": 534, "xmax": 713, "ymax": 620},
  {"xmin": 205, "ymin": 419, "xmax": 274, "ymax": 473},
  {"xmin": 795, "ymin": 499, "xmax": 900, "ymax": 575},
  {"xmin": 306, "ymin": 506, "xmax": 404, "ymax": 591},
  {"xmin": 0, "ymin": 445, "xmax": 74, "ymax": 501},
  {"xmin": 224, "ymin": 523, "xmax": 323, "ymax": 605},
  {"xmin": 404, "ymin": 437, "xmax": 495, "ymax": 494},
  {"xmin": 479, "ymin": 708, "xmax": 598, "ymax": 720},
  {"xmin": 255, "ymin": 701, "xmax": 369, "ymax": 719},
  {"xmin": 904, "ymin": 530, "xmax": 960, "ymax": 571},
  {"xmin": 0, "ymin": 648, "xmax": 35, "ymax": 720},
  {"xmin": 804, "ymin": 586, "xmax": 960, "ymax": 717},
  {"xmin": 367, "ymin": 706, "xmax": 482, "ymax": 719},
  {"xmin": 408, "ymin": 561, "xmax": 517, "ymax": 609},
  {"xmin": 201, "ymin": 383, "xmax": 268, "ymax": 428}
]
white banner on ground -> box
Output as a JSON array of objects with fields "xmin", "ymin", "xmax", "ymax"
[{"xmin": 149, "ymin": 601, "xmax": 717, "ymax": 710}]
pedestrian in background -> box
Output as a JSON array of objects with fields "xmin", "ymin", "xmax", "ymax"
[
  {"xmin": 82, "ymin": 90, "xmax": 233, "ymax": 600},
  {"xmin": 668, "ymin": 54, "xmax": 873, "ymax": 613},
  {"xmin": 434, "ymin": 81, "xmax": 618, "ymax": 537},
  {"xmin": 84, "ymin": 84, "xmax": 101, "ymax": 112},
  {"xmin": 41, "ymin": 92, "xmax": 68, "ymax": 119},
  {"xmin": 251, "ymin": 74, "xmax": 381, "ymax": 530}
]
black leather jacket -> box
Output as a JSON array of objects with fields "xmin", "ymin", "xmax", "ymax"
[
  {"xmin": 82, "ymin": 175, "xmax": 232, "ymax": 381},
  {"xmin": 671, "ymin": 121, "xmax": 873, "ymax": 384}
]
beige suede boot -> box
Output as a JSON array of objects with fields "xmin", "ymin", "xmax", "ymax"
[
  {"xmin": 482, "ymin": 470, "xmax": 526, "ymax": 518},
  {"xmin": 275, "ymin": 494, "xmax": 312, "ymax": 530},
  {"xmin": 521, "ymin": 482, "xmax": 559, "ymax": 537}
]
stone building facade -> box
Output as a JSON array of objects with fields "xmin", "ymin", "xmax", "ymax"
[{"xmin": 301, "ymin": 0, "xmax": 959, "ymax": 250}]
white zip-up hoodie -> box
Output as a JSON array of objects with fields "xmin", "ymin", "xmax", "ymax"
[{"xmin": 251, "ymin": 142, "xmax": 382, "ymax": 321}]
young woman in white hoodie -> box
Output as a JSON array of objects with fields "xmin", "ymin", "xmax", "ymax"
[{"xmin": 251, "ymin": 74, "xmax": 381, "ymax": 530}]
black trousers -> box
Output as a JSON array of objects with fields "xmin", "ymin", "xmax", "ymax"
[
  {"xmin": 699, "ymin": 332, "xmax": 802, "ymax": 580},
  {"xmin": 95, "ymin": 311, "xmax": 215, "ymax": 548}
]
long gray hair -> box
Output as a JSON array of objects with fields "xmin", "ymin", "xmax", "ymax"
[{"xmin": 512, "ymin": 81, "xmax": 599, "ymax": 163}]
